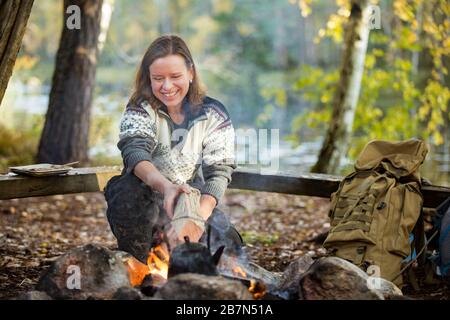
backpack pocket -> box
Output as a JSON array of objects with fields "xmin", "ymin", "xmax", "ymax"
[
  {"xmin": 325, "ymin": 174, "xmax": 395, "ymax": 247},
  {"xmin": 325, "ymin": 192, "xmax": 378, "ymax": 247},
  {"xmin": 385, "ymin": 183, "xmax": 422, "ymax": 258}
]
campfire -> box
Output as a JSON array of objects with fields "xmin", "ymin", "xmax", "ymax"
[
  {"xmin": 126, "ymin": 244, "xmax": 170, "ymax": 287},
  {"xmin": 31, "ymin": 243, "xmax": 403, "ymax": 300},
  {"xmin": 30, "ymin": 213, "xmax": 404, "ymax": 301},
  {"xmin": 125, "ymin": 239, "xmax": 268, "ymax": 299}
]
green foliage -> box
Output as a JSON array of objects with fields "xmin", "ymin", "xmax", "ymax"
[
  {"xmin": 5, "ymin": 0, "xmax": 448, "ymax": 173},
  {"xmin": 87, "ymin": 152, "xmax": 122, "ymax": 167},
  {"xmin": 0, "ymin": 113, "xmax": 43, "ymax": 171},
  {"xmin": 240, "ymin": 230, "xmax": 280, "ymax": 245},
  {"xmin": 419, "ymin": 80, "xmax": 450, "ymax": 145},
  {"xmin": 286, "ymin": 65, "xmax": 338, "ymax": 143},
  {"xmin": 88, "ymin": 93, "xmax": 126, "ymax": 165},
  {"xmin": 255, "ymin": 104, "xmax": 275, "ymax": 127},
  {"xmin": 289, "ymin": 0, "xmax": 450, "ymax": 162}
]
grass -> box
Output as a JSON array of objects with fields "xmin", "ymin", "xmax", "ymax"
[{"xmin": 240, "ymin": 230, "xmax": 280, "ymax": 245}]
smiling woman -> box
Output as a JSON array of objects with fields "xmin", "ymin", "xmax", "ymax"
[
  {"xmin": 130, "ymin": 35, "xmax": 205, "ymax": 115},
  {"xmin": 104, "ymin": 35, "xmax": 243, "ymax": 265}
]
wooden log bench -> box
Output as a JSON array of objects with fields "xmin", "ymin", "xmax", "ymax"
[{"xmin": 0, "ymin": 166, "xmax": 449, "ymax": 208}]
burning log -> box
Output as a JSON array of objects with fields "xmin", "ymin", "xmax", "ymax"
[
  {"xmin": 272, "ymin": 255, "xmax": 315, "ymax": 300},
  {"xmin": 248, "ymin": 279, "xmax": 267, "ymax": 300},
  {"xmin": 298, "ymin": 257, "xmax": 403, "ymax": 300},
  {"xmin": 125, "ymin": 243, "xmax": 170, "ymax": 287},
  {"xmin": 219, "ymin": 272, "xmax": 268, "ymax": 300},
  {"xmin": 154, "ymin": 273, "xmax": 253, "ymax": 300},
  {"xmin": 36, "ymin": 244, "xmax": 131, "ymax": 300},
  {"xmin": 217, "ymin": 253, "xmax": 283, "ymax": 292},
  {"xmin": 139, "ymin": 274, "xmax": 160, "ymax": 297}
]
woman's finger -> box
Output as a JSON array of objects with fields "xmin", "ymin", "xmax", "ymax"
[
  {"xmin": 164, "ymin": 198, "xmax": 174, "ymax": 219},
  {"xmin": 180, "ymin": 184, "xmax": 191, "ymax": 194},
  {"xmin": 167, "ymin": 227, "xmax": 176, "ymax": 239}
]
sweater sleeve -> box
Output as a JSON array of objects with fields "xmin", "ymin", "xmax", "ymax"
[
  {"xmin": 201, "ymin": 104, "xmax": 236, "ymax": 204},
  {"xmin": 117, "ymin": 102, "xmax": 158, "ymax": 173}
]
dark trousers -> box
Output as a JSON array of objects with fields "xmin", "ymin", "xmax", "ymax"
[{"xmin": 104, "ymin": 172, "xmax": 243, "ymax": 263}]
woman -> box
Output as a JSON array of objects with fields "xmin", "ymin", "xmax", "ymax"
[{"xmin": 104, "ymin": 35, "xmax": 242, "ymax": 264}]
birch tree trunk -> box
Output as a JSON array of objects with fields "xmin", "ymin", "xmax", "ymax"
[
  {"xmin": 156, "ymin": 0, "xmax": 172, "ymax": 34},
  {"xmin": 37, "ymin": 0, "xmax": 103, "ymax": 164},
  {"xmin": 311, "ymin": 0, "xmax": 371, "ymax": 174},
  {"xmin": 97, "ymin": 0, "xmax": 114, "ymax": 52},
  {"xmin": 0, "ymin": 0, "xmax": 34, "ymax": 106}
]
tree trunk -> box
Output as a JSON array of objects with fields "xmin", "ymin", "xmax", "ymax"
[
  {"xmin": 37, "ymin": 0, "xmax": 103, "ymax": 164},
  {"xmin": 156, "ymin": 0, "xmax": 172, "ymax": 34},
  {"xmin": 97, "ymin": 0, "xmax": 114, "ymax": 52},
  {"xmin": 311, "ymin": 0, "xmax": 371, "ymax": 174},
  {"xmin": 0, "ymin": 0, "xmax": 34, "ymax": 106}
]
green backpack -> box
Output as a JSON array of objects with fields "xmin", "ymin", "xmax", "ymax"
[{"xmin": 323, "ymin": 139, "xmax": 428, "ymax": 286}]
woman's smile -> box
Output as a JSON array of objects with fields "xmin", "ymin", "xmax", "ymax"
[
  {"xmin": 150, "ymin": 54, "xmax": 193, "ymax": 110},
  {"xmin": 161, "ymin": 90, "xmax": 179, "ymax": 98}
]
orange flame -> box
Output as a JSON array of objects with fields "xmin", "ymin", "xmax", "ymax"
[
  {"xmin": 232, "ymin": 266, "xmax": 247, "ymax": 278},
  {"xmin": 126, "ymin": 257, "xmax": 149, "ymax": 287},
  {"xmin": 147, "ymin": 244, "xmax": 169, "ymax": 279},
  {"xmin": 227, "ymin": 257, "xmax": 267, "ymax": 299},
  {"xmin": 126, "ymin": 244, "xmax": 170, "ymax": 287},
  {"xmin": 249, "ymin": 279, "xmax": 267, "ymax": 300}
]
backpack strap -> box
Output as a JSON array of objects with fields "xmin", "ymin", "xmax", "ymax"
[{"xmin": 355, "ymin": 246, "xmax": 367, "ymax": 265}]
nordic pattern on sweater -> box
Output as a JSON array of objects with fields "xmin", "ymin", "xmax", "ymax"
[{"xmin": 118, "ymin": 96, "xmax": 236, "ymax": 203}]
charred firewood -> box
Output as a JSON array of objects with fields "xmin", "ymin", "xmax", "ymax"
[
  {"xmin": 139, "ymin": 274, "xmax": 161, "ymax": 297},
  {"xmin": 271, "ymin": 255, "xmax": 315, "ymax": 300}
]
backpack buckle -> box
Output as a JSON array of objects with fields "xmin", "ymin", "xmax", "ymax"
[{"xmin": 376, "ymin": 202, "xmax": 386, "ymax": 210}]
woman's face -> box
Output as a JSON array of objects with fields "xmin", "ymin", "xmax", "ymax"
[{"xmin": 149, "ymin": 54, "xmax": 193, "ymax": 110}]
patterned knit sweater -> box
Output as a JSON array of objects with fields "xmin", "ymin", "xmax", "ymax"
[{"xmin": 118, "ymin": 96, "xmax": 236, "ymax": 203}]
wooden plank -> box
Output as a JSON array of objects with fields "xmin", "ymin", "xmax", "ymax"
[
  {"xmin": 0, "ymin": 166, "xmax": 449, "ymax": 208},
  {"xmin": 230, "ymin": 169, "xmax": 342, "ymax": 198},
  {"xmin": 421, "ymin": 185, "xmax": 450, "ymax": 209},
  {"xmin": 0, "ymin": 167, "xmax": 122, "ymax": 200},
  {"xmin": 230, "ymin": 169, "xmax": 450, "ymax": 209}
]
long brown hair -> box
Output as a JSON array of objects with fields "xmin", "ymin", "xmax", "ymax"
[{"xmin": 130, "ymin": 35, "xmax": 205, "ymax": 113}]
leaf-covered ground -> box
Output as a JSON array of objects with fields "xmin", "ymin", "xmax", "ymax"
[{"xmin": 0, "ymin": 191, "xmax": 448, "ymax": 300}]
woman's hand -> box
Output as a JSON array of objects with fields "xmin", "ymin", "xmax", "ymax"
[
  {"xmin": 166, "ymin": 221, "xmax": 204, "ymax": 249},
  {"xmin": 165, "ymin": 193, "xmax": 216, "ymax": 250},
  {"xmin": 163, "ymin": 183, "xmax": 191, "ymax": 219},
  {"xmin": 134, "ymin": 161, "xmax": 191, "ymax": 218},
  {"xmin": 199, "ymin": 194, "xmax": 217, "ymax": 221}
]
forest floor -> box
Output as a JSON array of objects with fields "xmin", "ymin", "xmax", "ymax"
[{"xmin": 0, "ymin": 191, "xmax": 448, "ymax": 300}]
